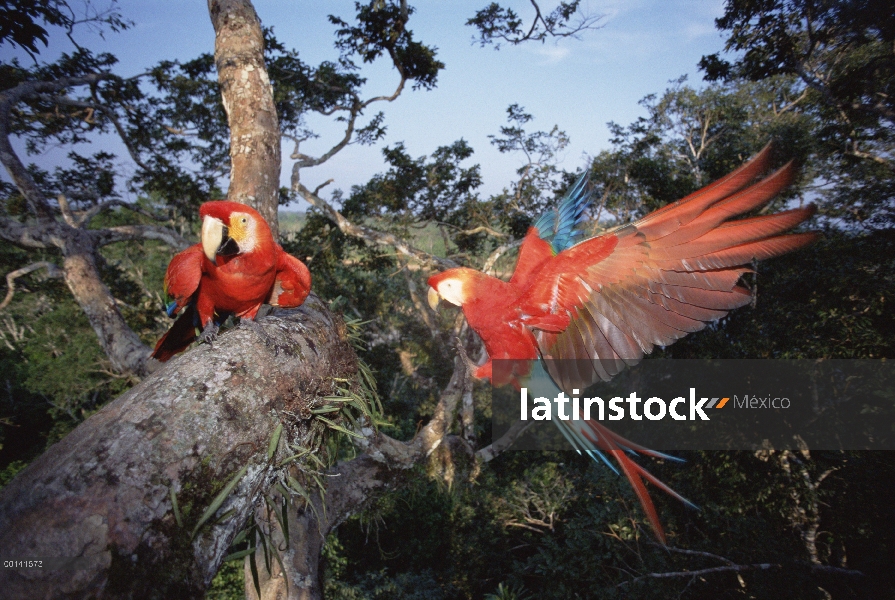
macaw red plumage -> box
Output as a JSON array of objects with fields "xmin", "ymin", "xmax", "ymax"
[
  {"xmin": 152, "ymin": 201, "xmax": 311, "ymax": 362},
  {"xmin": 427, "ymin": 144, "xmax": 817, "ymax": 542}
]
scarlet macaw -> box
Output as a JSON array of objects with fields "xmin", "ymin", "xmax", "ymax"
[
  {"xmin": 427, "ymin": 145, "xmax": 817, "ymax": 542},
  {"xmin": 152, "ymin": 201, "xmax": 312, "ymax": 362}
]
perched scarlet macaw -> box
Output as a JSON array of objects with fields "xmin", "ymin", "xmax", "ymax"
[
  {"xmin": 152, "ymin": 201, "xmax": 312, "ymax": 362},
  {"xmin": 427, "ymin": 145, "xmax": 817, "ymax": 542}
]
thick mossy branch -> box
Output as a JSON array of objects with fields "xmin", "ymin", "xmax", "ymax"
[{"xmin": 0, "ymin": 294, "xmax": 356, "ymax": 600}]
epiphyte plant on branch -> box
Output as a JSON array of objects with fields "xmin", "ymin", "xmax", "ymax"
[
  {"xmin": 152, "ymin": 201, "xmax": 312, "ymax": 362},
  {"xmin": 427, "ymin": 143, "xmax": 818, "ymax": 542}
]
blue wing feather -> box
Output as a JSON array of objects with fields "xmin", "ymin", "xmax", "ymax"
[{"xmin": 532, "ymin": 169, "xmax": 594, "ymax": 254}]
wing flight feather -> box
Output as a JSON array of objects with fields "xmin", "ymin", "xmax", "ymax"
[{"xmin": 522, "ymin": 145, "xmax": 816, "ymax": 388}]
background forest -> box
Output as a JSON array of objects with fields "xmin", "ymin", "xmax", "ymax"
[{"xmin": 0, "ymin": 1, "xmax": 893, "ymax": 598}]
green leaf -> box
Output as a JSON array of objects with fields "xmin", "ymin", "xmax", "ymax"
[
  {"xmin": 223, "ymin": 546, "xmax": 256, "ymax": 562},
  {"xmin": 287, "ymin": 476, "xmax": 311, "ymax": 501},
  {"xmin": 316, "ymin": 415, "xmax": 363, "ymax": 439},
  {"xmin": 268, "ymin": 423, "xmax": 283, "ymax": 460},
  {"xmin": 191, "ymin": 464, "xmax": 248, "ymax": 539},
  {"xmin": 232, "ymin": 527, "xmax": 249, "ymax": 548},
  {"xmin": 249, "ymin": 548, "xmax": 261, "ymax": 598},
  {"xmin": 213, "ymin": 508, "xmax": 235, "ymax": 525},
  {"xmin": 305, "ymin": 450, "xmax": 327, "ymax": 470}
]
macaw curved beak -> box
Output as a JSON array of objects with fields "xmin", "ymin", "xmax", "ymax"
[
  {"xmin": 427, "ymin": 287, "xmax": 441, "ymax": 311},
  {"xmin": 201, "ymin": 215, "xmax": 240, "ymax": 262}
]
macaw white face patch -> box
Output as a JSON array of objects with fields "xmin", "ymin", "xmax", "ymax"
[
  {"xmin": 228, "ymin": 212, "xmax": 259, "ymax": 253},
  {"xmin": 435, "ymin": 278, "xmax": 467, "ymax": 307}
]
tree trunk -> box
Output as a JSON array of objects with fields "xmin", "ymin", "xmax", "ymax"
[
  {"xmin": 209, "ymin": 0, "xmax": 283, "ymax": 238},
  {"xmin": 0, "ymin": 296, "xmax": 355, "ymax": 599}
]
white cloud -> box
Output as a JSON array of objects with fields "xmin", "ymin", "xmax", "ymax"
[{"xmin": 534, "ymin": 45, "xmax": 572, "ymax": 65}]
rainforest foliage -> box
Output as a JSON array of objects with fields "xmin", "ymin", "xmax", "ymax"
[{"xmin": 1, "ymin": 1, "xmax": 893, "ymax": 598}]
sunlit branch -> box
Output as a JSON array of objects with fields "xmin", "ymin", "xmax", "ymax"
[
  {"xmin": 481, "ymin": 238, "xmax": 522, "ymax": 275},
  {"xmin": 0, "ymin": 262, "xmax": 64, "ymax": 311},
  {"xmin": 295, "ymin": 182, "xmax": 458, "ymax": 270}
]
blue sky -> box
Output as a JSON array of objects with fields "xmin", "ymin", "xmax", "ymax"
[{"xmin": 2, "ymin": 0, "xmax": 730, "ymax": 207}]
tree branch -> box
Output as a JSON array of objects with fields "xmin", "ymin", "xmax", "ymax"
[
  {"xmin": 295, "ymin": 182, "xmax": 458, "ymax": 270},
  {"xmin": 0, "ymin": 73, "xmax": 115, "ymax": 220},
  {"xmin": 468, "ymin": 0, "xmax": 605, "ymax": 48},
  {"xmin": 0, "ymin": 216, "xmax": 57, "ymax": 249},
  {"xmin": 621, "ymin": 562, "xmax": 778, "ymax": 586},
  {"xmin": 35, "ymin": 93, "xmax": 151, "ymax": 171},
  {"xmin": 0, "ymin": 297, "xmax": 355, "ymax": 599},
  {"xmin": 246, "ymin": 353, "xmax": 473, "ymax": 599},
  {"xmin": 0, "ymin": 261, "xmax": 63, "ymax": 311},
  {"xmin": 91, "ymin": 225, "xmax": 192, "ymax": 250},
  {"xmin": 77, "ymin": 199, "xmax": 172, "ymax": 228},
  {"xmin": 476, "ymin": 419, "xmax": 533, "ymax": 462},
  {"xmin": 481, "ymin": 237, "xmax": 522, "ymax": 274}
]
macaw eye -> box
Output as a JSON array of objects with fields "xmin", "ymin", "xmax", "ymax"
[{"xmin": 241, "ymin": 217, "xmax": 247, "ymax": 224}]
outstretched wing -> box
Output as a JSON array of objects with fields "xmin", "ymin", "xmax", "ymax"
[
  {"xmin": 525, "ymin": 145, "xmax": 818, "ymax": 389},
  {"xmin": 532, "ymin": 169, "xmax": 593, "ymax": 253},
  {"xmin": 511, "ymin": 170, "xmax": 594, "ymax": 287},
  {"xmin": 268, "ymin": 247, "xmax": 312, "ymax": 308},
  {"xmin": 163, "ymin": 244, "xmax": 204, "ymax": 315}
]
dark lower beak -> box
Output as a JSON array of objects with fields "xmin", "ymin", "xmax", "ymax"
[{"xmin": 216, "ymin": 226, "xmax": 239, "ymax": 257}]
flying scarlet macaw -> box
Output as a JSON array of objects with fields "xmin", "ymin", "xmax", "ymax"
[
  {"xmin": 152, "ymin": 201, "xmax": 312, "ymax": 362},
  {"xmin": 427, "ymin": 144, "xmax": 817, "ymax": 542}
]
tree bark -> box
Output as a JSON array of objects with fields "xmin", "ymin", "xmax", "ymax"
[
  {"xmin": 245, "ymin": 358, "xmax": 473, "ymax": 600},
  {"xmin": 209, "ymin": 0, "xmax": 283, "ymax": 238},
  {"xmin": 0, "ymin": 296, "xmax": 356, "ymax": 599},
  {"xmin": 61, "ymin": 229, "xmax": 153, "ymax": 375}
]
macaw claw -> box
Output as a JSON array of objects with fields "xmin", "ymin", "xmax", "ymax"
[{"xmin": 200, "ymin": 321, "xmax": 220, "ymax": 346}]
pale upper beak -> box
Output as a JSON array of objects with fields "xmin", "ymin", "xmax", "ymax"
[
  {"xmin": 201, "ymin": 215, "xmax": 226, "ymax": 262},
  {"xmin": 427, "ymin": 287, "xmax": 440, "ymax": 311}
]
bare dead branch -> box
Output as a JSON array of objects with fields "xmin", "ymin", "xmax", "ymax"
[
  {"xmin": 56, "ymin": 194, "xmax": 78, "ymax": 226},
  {"xmin": 621, "ymin": 562, "xmax": 779, "ymax": 586},
  {"xmin": 453, "ymin": 224, "xmax": 508, "ymax": 238},
  {"xmin": 313, "ymin": 178, "xmax": 334, "ymax": 196},
  {"xmin": 289, "ymin": 69, "xmax": 405, "ymax": 174},
  {"xmin": 0, "ymin": 261, "xmax": 63, "ymax": 311},
  {"xmin": 481, "ymin": 238, "xmax": 522, "ymax": 274},
  {"xmin": 353, "ymin": 353, "xmax": 471, "ymax": 467},
  {"xmin": 0, "ymin": 216, "xmax": 60, "ymax": 249},
  {"xmin": 91, "ymin": 225, "xmax": 192, "ymax": 250},
  {"xmin": 476, "ymin": 418, "xmax": 534, "ymax": 463},
  {"xmin": 296, "ymin": 182, "xmax": 458, "ymax": 270}
]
